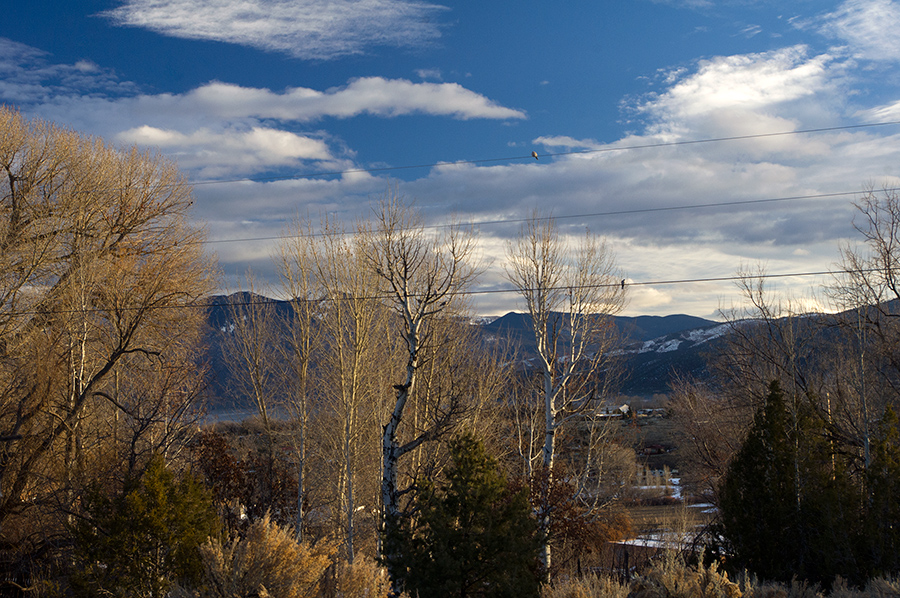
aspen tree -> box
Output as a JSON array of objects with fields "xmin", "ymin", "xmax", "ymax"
[
  {"xmin": 364, "ymin": 195, "xmax": 479, "ymax": 586},
  {"xmin": 504, "ymin": 214, "xmax": 626, "ymax": 579}
]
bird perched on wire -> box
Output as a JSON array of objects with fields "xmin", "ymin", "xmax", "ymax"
[{"xmin": 532, "ymin": 151, "xmax": 539, "ymax": 160}]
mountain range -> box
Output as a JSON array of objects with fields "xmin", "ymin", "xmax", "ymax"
[
  {"xmin": 481, "ymin": 311, "xmax": 726, "ymax": 396},
  {"xmin": 203, "ymin": 294, "xmax": 728, "ymax": 409}
]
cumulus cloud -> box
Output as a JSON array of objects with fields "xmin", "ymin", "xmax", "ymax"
[
  {"xmin": 183, "ymin": 31, "xmax": 885, "ymax": 316},
  {"xmin": 637, "ymin": 46, "xmax": 832, "ymax": 128},
  {"xmin": 2, "ymin": 27, "xmax": 898, "ymax": 316},
  {"xmin": 100, "ymin": 0, "xmax": 449, "ymax": 60},
  {"xmin": 389, "ymin": 39, "xmax": 892, "ymax": 315},
  {"xmin": 810, "ymin": 0, "xmax": 900, "ymax": 62}
]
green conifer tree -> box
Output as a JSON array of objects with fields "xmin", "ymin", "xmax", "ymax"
[
  {"xmin": 72, "ymin": 454, "xmax": 219, "ymax": 598},
  {"xmin": 864, "ymin": 404, "xmax": 900, "ymax": 577},
  {"xmin": 720, "ymin": 381, "xmax": 800, "ymax": 581},
  {"xmin": 719, "ymin": 381, "xmax": 858, "ymax": 585},
  {"xmin": 384, "ymin": 433, "xmax": 542, "ymax": 598}
]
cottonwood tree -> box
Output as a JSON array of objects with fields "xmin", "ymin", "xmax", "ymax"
[
  {"xmin": 0, "ymin": 108, "xmax": 214, "ymax": 549},
  {"xmin": 363, "ymin": 196, "xmax": 480, "ymax": 576},
  {"xmin": 504, "ymin": 215, "xmax": 626, "ymax": 578},
  {"xmin": 276, "ymin": 220, "xmax": 321, "ymax": 542},
  {"xmin": 309, "ymin": 219, "xmax": 386, "ymax": 563},
  {"xmin": 276, "ymin": 215, "xmax": 397, "ymax": 560},
  {"xmin": 666, "ymin": 378, "xmax": 749, "ymax": 501}
]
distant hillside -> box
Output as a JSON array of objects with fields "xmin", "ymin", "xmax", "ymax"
[
  {"xmin": 202, "ymin": 294, "xmax": 727, "ymax": 411},
  {"xmin": 483, "ymin": 311, "xmax": 717, "ymax": 343}
]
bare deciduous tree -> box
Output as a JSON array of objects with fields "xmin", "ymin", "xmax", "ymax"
[
  {"xmin": 363, "ymin": 195, "xmax": 480, "ymax": 579},
  {"xmin": 277, "ymin": 219, "xmax": 321, "ymax": 542},
  {"xmin": 312, "ymin": 219, "xmax": 384, "ymax": 563},
  {"xmin": 504, "ymin": 214, "xmax": 626, "ymax": 577},
  {"xmin": 222, "ymin": 277, "xmax": 288, "ymax": 516},
  {"xmin": 830, "ymin": 187, "xmax": 900, "ymax": 467}
]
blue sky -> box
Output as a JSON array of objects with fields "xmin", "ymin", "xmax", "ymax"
[{"xmin": 4, "ymin": 0, "xmax": 900, "ymax": 318}]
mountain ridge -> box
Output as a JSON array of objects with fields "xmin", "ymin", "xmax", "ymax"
[{"xmin": 202, "ymin": 294, "xmax": 725, "ymax": 408}]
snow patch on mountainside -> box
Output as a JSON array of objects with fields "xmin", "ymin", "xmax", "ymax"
[{"xmin": 632, "ymin": 323, "xmax": 731, "ymax": 355}]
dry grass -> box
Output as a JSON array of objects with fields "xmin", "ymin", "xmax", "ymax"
[
  {"xmin": 542, "ymin": 574, "xmax": 629, "ymax": 598},
  {"xmin": 540, "ymin": 558, "xmax": 900, "ymax": 598},
  {"xmin": 326, "ymin": 554, "xmax": 396, "ymax": 598}
]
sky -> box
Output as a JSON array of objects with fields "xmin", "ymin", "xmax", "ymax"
[{"xmin": 3, "ymin": 0, "xmax": 900, "ymax": 319}]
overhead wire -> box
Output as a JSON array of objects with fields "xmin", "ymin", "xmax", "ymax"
[
  {"xmin": 204, "ymin": 187, "xmax": 885, "ymax": 246},
  {"xmin": 3, "ymin": 119, "xmax": 898, "ymax": 316},
  {"xmin": 185, "ymin": 119, "xmax": 900, "ymax": 187},
  {"xmin": 2, "ymin": 267, "xmax": 857, "ymax": 318}
]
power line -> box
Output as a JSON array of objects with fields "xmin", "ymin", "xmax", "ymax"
[
  {"xmin": 186, "ymin": 119, "xmax": 900, "ymax": 187},
  {"xmin": 204, "ymin": 187, "xmax": 879, "ymax": 246},
  {"xmin": 4, "ymin": 267, "xmax": 850, "ymax": 318}
]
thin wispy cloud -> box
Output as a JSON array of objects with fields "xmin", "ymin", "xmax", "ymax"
[
  {"xmin": 415, "ymin": 68, "xmax": 443, "ymax": 81},
  {"xmin": 100, "ymin": 0, "xmax": 449, "ymax": 60},
  {"xmin": 808, "ymin": 0, "xmax": 900, "ymax": 62},
  {"xmin": 740, "ymin": 24, "xmax": 763, "ymax": 38},
  {"xmin": 532, "ymin": 136, "xmax": 602, "ymax": 150},
  {"xmin": 0, "ymin": 38, "xmax": 136, "ymax": 102}
]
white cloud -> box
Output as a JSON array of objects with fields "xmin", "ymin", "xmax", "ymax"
[
  {"xmin": 6, "ymin": 74, "xmax": 524, "ymax": 128},
  {"xmin": 416, "ymin": 68, "xmax": 443, "ymax": 81},
  {"xmin": 100, "ymin": 0, "xmax": 449, "ymax": 60},
  {"xmin": 0, "ymin": 39, "xmax": 524, "ymax": 177},
  {"xmin": 857, "ymin": 98, "xmax": 900, "ymax": 121},
  {"xmin": 117, "ymin": 125, "xmax": 340, "ymax": 177},
  {"xmin": 638, "ymin": 46, "xmax": 832, "ymax": 126},
  {"xmin": 740, "ymin": 24, "xmax": 762, "ymax": 38},
  {"xmin": 3, "ymin": 32, "xmax": 899, "ymax": 317},
  {"xmin": 533, "ymin": 136, "xmax": 602, "ymax": 150},
  {"xmin": 179, "ymin": 78, "xmax": 526, "ymax": 121},
  {"xmin": 811, "ymin": 0, "xmax": 900, "ymax": 62},
  {"xmin": 0, "ymin": 38, "xmax": 137, "ymax": 102},
  {"xmin": 388, "ymin": 41, "xmax": 894, "ymax": 316}
]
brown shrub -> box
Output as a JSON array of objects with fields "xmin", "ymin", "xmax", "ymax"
[
  {"xmin": 628, "ymin": 557, "xmax": 741, "ymax": 598},
  {"xmin": 191, "ymin": 513, "xmax": 334, "ymax": 598},
  {"xmin": 327, "ymin": 555, "xmax": 394, "ymax": 598}
]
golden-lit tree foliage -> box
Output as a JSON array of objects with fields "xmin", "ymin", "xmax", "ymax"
[{"xmin": 0, "ymin": 107, "xmax": 215, "ymax": 542}]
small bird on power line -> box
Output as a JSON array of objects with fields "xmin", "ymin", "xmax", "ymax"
[
  {"xmin": 532, "ymin": 151, "xmax": 539, "ymax": 160},
  {"xmin": 621, "ymin": 279, "xmax": 626, "ymax": 290}
]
